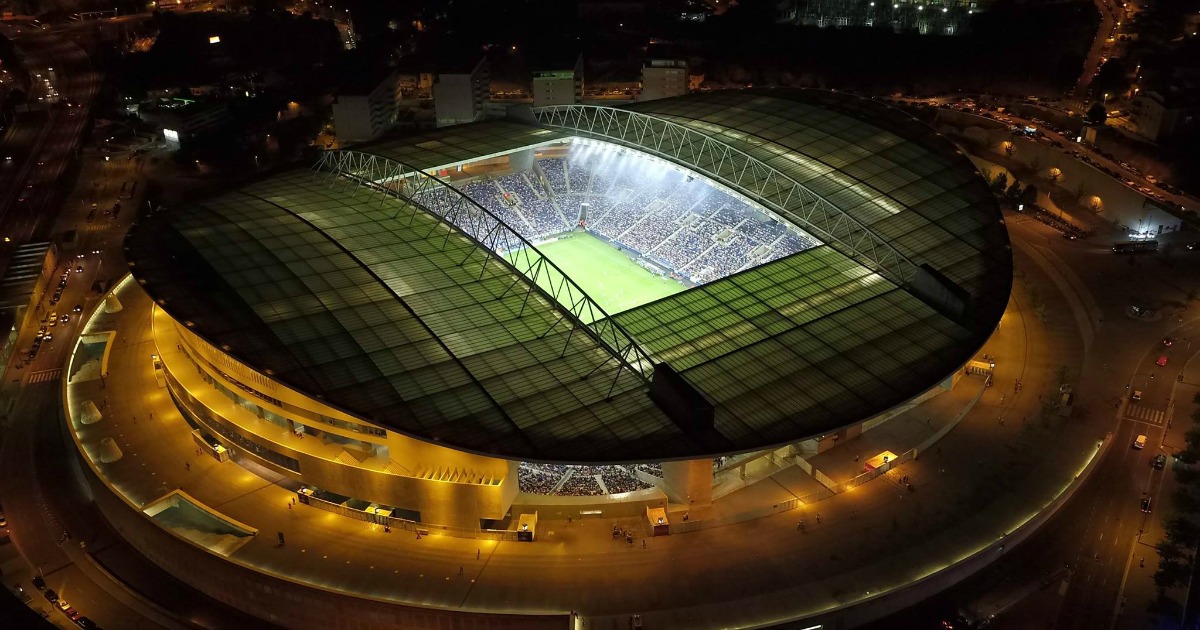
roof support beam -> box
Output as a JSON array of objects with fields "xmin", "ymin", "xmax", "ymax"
[
  {"xmin": 312, "ymin": 149, "xmax": 655, "ymax": 393},
  {"xmin": 530, "ymin": 104, "xmax": 921, "ymax": 287}
]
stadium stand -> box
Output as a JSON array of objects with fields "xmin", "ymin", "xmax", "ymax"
[{"xmin": 447, "ymin": 144, "xmax": 819, "ymax": 290}]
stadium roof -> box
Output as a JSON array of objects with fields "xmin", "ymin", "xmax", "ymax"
[{"xmin": 126, "ymin": 90, "xmax": 1011, "ymax": 463}]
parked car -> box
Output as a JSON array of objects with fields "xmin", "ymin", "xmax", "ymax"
[
  {"xmin": 1153, "ymin": 454, "xmax": 1167, "ymax": 470},
  {"xmin": 1141, "ymin": 497, "xmax": 1152, "ymax": 513}
]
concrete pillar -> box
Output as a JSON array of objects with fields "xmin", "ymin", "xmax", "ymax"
[
  {"xmin": 98, "ymin": 437, "xmax": 123, "ymax": 463},
  {"xmin": 104, "ymin": 294, "xmax": 123, "ymax": 313},
  {"xmin": 661, "ymin": 459, "xmax": 713, "ymax": 508},
  {"xmin": 80, "ymin": 400, "xmax": 103, "ymax": 425}
]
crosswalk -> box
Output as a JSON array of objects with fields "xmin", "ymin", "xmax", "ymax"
[
  {"xmin": 26, "ymin": 369, "xmax": 61, "ymax": 384},
  {"xmin": 1126, "ymin": 403, "xmax": 1166, "ymax": 425}
]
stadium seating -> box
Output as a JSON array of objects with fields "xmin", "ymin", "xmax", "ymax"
[{"xmin": 449, "ymin": 145, "xmax": 818, "ymax": 290}]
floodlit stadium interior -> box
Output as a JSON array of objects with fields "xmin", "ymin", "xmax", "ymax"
[{"xmin": 66, "ymin": 90, "xmax": 1016, "ymax": 628}]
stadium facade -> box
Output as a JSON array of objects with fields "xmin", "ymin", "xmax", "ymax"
[{"xmin": 124, "ymin": 89, "xmax": 1011, "ymax": 529}]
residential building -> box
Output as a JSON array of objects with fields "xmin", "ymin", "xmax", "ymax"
[
  {"xmin": 332, "ymin": 69, "xmax": 399, "ymax": 144},
  {"xmin": 434, "ymin": 56, "xmax": 490, "ymax": 127},
  {"xmin": 1129, "ymin": 90, "xmax": 1196, "ymax": 142},
  {"xmin": 139, "ymin": 98, "xmax": 230, "ymax": 148},
  {"xmin": 532, "ymin": 54, "xmax": 584, "ymax": 108},
  {"xmin": 640, "ymin": 58, "xmax": 688, "ymax": 102}
]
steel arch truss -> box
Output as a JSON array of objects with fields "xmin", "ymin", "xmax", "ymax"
[
  {"xmin": 531, "ymin": 104, "xmax": 920, "ymax": 287},
  {"xmin": 312, "ymin": 149, "xmax": 653, "ymax": 394}
]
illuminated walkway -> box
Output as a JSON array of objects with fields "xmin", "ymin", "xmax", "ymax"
[{"xmin": 64, "ymin": 248, "xmax": 1099, "ymax": 629}]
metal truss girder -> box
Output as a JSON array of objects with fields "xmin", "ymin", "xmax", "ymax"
[
  {"xmin": 312, "ymin": 150, "xmax": 654, "ymax": 387},
  {"xmin": 531, "ymin": 105, "xmax": 920, "ymax": 286}
]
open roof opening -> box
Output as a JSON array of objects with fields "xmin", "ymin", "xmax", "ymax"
[{"xmin": 437, "ymin": 139, "xmax": 821, "ymax": 316}]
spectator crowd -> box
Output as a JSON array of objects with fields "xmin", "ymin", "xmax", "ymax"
[{"xmin": 444, "ymin": 143, "xmax": 818, "ymax": 287}]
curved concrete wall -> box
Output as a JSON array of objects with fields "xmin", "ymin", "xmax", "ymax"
[
  {"xmin": 157, "ymin": 305, "xmax": 519, "ymax": 528},
  {"xmin": 81, "ymin": 449, "xmax": 567, "ymax": 630}
]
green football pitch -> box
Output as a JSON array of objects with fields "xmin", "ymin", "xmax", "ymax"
[{"xmin": 510, "ymin": 232, "xmax": 686, "ymax": 319}]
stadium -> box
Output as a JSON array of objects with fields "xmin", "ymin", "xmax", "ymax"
[{"xmin": 114, "ymin": 89, "xmax": 1010, "ymax": 537}]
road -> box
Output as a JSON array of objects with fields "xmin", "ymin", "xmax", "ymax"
[
  {"xmin": 866, "ymin": 215, "xmax": 1200, "ymax": 629},
  {"xmin": 1075, "ymin": 0, "xmax": 1121, "ymax": 97},
  {"xmin": 0, "ymin": 20, "xmax": 248, "ymax": 630},
  {"xmin": 0, "ymin": 21, "xmax": 100, "ymax": 247}
]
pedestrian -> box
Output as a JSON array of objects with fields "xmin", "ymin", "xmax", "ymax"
[
  {"xmin": 642, "ymin": 539, "xmax": 646, "ymax": 549},
  {"xmin": 287, "ymin": 502, "xmax": 291, "ymax": 510},
  {"xmin": 567, "ymin": 516, "xmax": 572, "ymax": 524},
  {"xmin": 458, "ymin": 566, "xmax": 464, "ymax": 576},
  {"xmin": 1140, "ymin": 558, "xmax": 1145, "ymax": 568},
  {"xmin": 277, "ymin": 532, "xmax": 285, "ymax": 546},
  {"xmin": 132, "ymin": 415, "xmax": 136, "ymax": 424},
  {"xmin": 853, "ymin": 454, "xmax": 859, "ymax": 463},
  {"xmin": 149, "ymin": 410, "xmax": 154, "ymax": 419},
  {"xmin": 476, "ymin": 549, "xmax": 480, "ymax": 560},
  {"xmin": 815, "ymin": 513, "xmax": 821, "ymax": 524},
  {"xmin": 184, "ymin": 461, "xmax": 190, "ymax": 471}
]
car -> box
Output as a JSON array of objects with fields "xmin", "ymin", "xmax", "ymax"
[
  {"xmin": 31, "ymin": 576, "xmax": 45, "ymax": 591},
  {"xmin": 1132, "ymin": 390, "xmax": 1143, "ymax": 401},
  {"xmin": 1134, "ymin": 434, "xmax": 1147, "ymax": 449},
  {"xmin": 76, "ymin": 617, "xmax": 99, "ymax": 629},
  {"xmin": 49, "ymin": 311, "xmax": 57, "ymax": 322},
  {"xmin": 0, "ymin": 508, "xmax": 6, "ymax": 527},
  {"xmin": 75, "ymin": 265, "xmax": 82, "ymax": 273},
  {"xmin": 1154, "ymin": 454, "xmax": 1167, "ymax": 470},
  {"xmin": 1188, "ymin": 242, "xmax": 1199, "ymax": 251},
  {"xmin": 43, "ymin": 588, "xmax": 58, "ymax": 603},
  {"xmin": 57, "ymin": 598, "xmax": 71, "ymax": 611},
  {"xmin": 73, "ymin": 304, "xmax": 82, "ymax": 313},
  {"xmin": 42, "ymin": 333, "xmax": 52, "ymax": 342},
  {"xmin": 1157, "ymin": 356, "xmax": 1169, "ymax": 367},
  {"xmin": 1141, "ymin": 497, "xmax": 1152, "ymax": 513},
  {"xmin": 60, "ymin": 314, "xmax": 70, "ymax": 323},
  {"xmin": 1164, "ymin": 337, "xmax": 1175, "ymax": 347}
]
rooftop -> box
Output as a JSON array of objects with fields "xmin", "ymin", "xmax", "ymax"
[{"xmin": 125, "ymin": 91, "xmax": 1010, "ymax": 463}]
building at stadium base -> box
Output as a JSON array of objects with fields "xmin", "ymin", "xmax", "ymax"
[{"xmin": 123, "ymin": 89, "xmax": 1011, "ymax": 530}]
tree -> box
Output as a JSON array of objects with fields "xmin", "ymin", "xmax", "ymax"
[
  {"xmin": 1157, "ymin": 539, "xmax": 1187, "ymax": 564},
  {"xmin": 1165, "ymin": 516, "xmax": 1200, "ymax": 547},
  {"xmin": 1092, "ymin": 58, "xmax": 1129, "ymax": 100},
  {"xmin": 1020, "ymin": 184, "xmax": 1040, "ymax": 207},
  {"xmin": 1087, "ymin": 102, "xmax": 1108, "ymax": 126},
  {"xmin": 1186, "ymin": 426, "xmax": 1200, "ymax": 450},
  {"xmin": 1155, "ymin": 558, "xmax": 1192, "ymax": 590},
  {"xmin": 1176, "ymin": 466, "xmax": 1200, "ymax": 485},
  {"xmin": 1174, "ymin": 487, "xmax": 1200, "ymax": 515},
  {"xmin": 990, "ymin": 171, "xmax": 1009, "ymax": 193},
  {"xmin": 1006, "ymin": 180, "xmax": 1023, "ymax": 199}
]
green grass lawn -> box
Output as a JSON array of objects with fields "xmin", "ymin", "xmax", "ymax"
[{"xmin": 511, "ymin": 232, "xmax": 686, "ymax": 318}]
